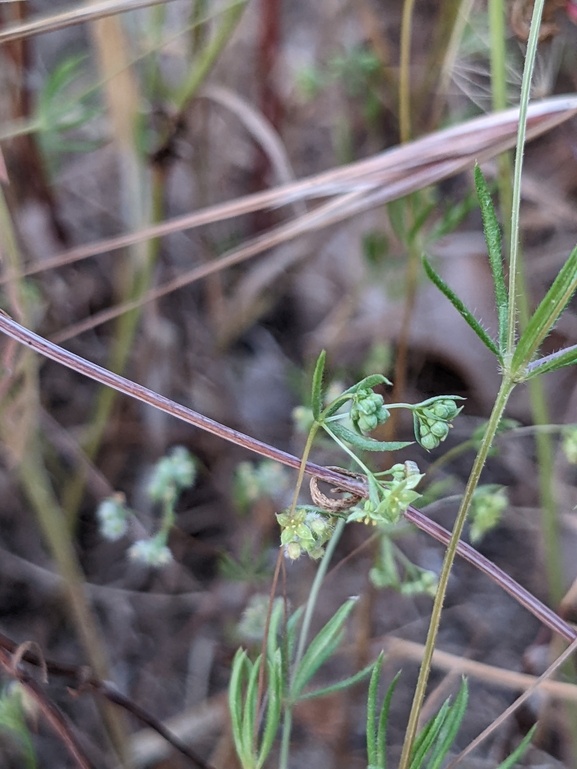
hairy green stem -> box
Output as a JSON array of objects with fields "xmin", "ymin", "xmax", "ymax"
[
  {"xmin": 398, "ymin": 375, "xmax": 515, "ymax": 769},
  {"xmin": 279, "ymin": 517, "xmax": 346, "ymax": 769},
  {"xmin": 506, "ymin": 0, "xmax": 546, "ymax": 356}
]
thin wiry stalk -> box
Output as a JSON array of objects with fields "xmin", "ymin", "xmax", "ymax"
[{"xmin": 0, "ymin": 312, "xmax": 574, "ymax": 646}]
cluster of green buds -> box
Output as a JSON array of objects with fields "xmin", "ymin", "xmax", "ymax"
[
  {"xmin": 469, "ymin": 485, "xmax": 508, "ymax": 544},
  {"xmin": 128, "ymin": 533, "xmax": 173, "ymax": 567},
  {"xmin": 234, "ymin": 460, "xmax": 290, "ymax": 513},
  {"xmin": 369, "ymin": 535, "xmax": 437, "ymax": 598},
  {"xmin": 350, "ymin": 385, "xmax": 391, "ymax": 434},
  {"xmin": 96, "ymin": 446, "xmax": 197, "ymax": 569},
  {"xmin": 96, "ymin": 492, "xmax": 131, "ymax": 541},
  {"xmin": 412, "ymin": 396, "xmax": 464, "ymax": 450},
  {"xmin": 148, "ymin": 445, "xmax": 196, "ymax": 505},
  {"xmin": 276, "ymin": 507, "xmax": 336, "ymax": 560},
  {"xmin": 347, "ymin": 461, "xmax": 423, "ymax": 526}
]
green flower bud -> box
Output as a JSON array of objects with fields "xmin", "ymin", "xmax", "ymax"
[
  {"xmin": 431, "ymin": 399, "xmax": 459, "ymax": 420},
  {"xmin": 358, "ymin": 414, "xmax": 378, "ymax": 433},
  {"xmin": 430, "ymin": 421, "xmax": 449, "ymax": 439},
  {"xmin": 286, "ymin": 542, "xmax": 302, "ymax": 560},
  {"xmin": 420, "ymin": 432, "xmax": 439, "ymax": 451}
]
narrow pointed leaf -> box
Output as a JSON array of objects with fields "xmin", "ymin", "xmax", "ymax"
[
  {"xmin": 367, "ymin": 653, "xmax": 385, "ymax": 766},
  {"xmin": 299, "ymin": 658, "xmax": 377, "ymax": 700},
  {"xmin": 257, "ymin": 653, "xmax": 283, "ymax": 768},
  {"xmin": 376, "ymin": 670, "xmax": 402, "ymax": 769},
  {"xmin": 512, "ymin": 245, "xmax": 577, "ymax": 372},
  {"xmin": 342, "ymin": 374, "xmax": 392, "ymax": 395},
  {"xmin": 422, "ymin": 256, "xmax": 500, "ymax": 357},
  {"xmin": 474, "ymin": 166, "xmax": 508, "ymax": 353},
  {"xmin": 291, "ymin": 599, "xmax": 356, "ymax": 699},
  {"xmin": 409, "ymin": 701, "xmax": 450, "ymax": 769},
  {"xmin": 495, "ymin": 725, "xmax": 536, "ymax": 769},
  {"xmin": 523, "ymin": 343, "xmax": 577, "ymax": 380},
  {"xmin": 311, "ymin": 351, "xmax": 326, "ymax": 420},
  {"xmin": 426, "ymin": 679, "xmax": 468, "ymax": 769},
  {"xmin": 326, "ymin": 422, "xmax": 412, "ymax": 452}
]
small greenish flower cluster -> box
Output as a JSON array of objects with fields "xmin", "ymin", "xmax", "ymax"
[
  {"xmin": 562, "ymin": 426, "xmax": 577, "ymax": 465},
  {"xmin": 369, "ymin": 534, "xmax": 437, "ymax": 598},
  {"xmin": 412, "ymin": 396, "xmax": 464, "ymax": 450},
  {"xmin": 96, "ymin": 447, "xmax": 197, "ymax": 569},
  {"xmin": 347, "ymin": 462, "xmax": 423, "ymax": 526},
  {"xmin": 128, "ymin": 533, "xmax": 173, "ymax": 567},
  {"xmin": 96, "ymin": 493, "xmax": 130, "ymax": 541},
  {"xmin": 148, "ymin": 445, "xmax": 196, "ymax": 504},
  {"xmin": 234, "ymin": 460, "xmax": 290, "ymax": 513},
  {"xmin": 276, "ymin": 507, "xmax": 336, "ymax": 560},
  {"xmin": 469, "ymin": 485, "xmax": 508, "ymax": 544},
  {"xmin": 236, "ymin": 594, "xmax": 282, "ymax": 643},
  {"xmin": 399, "ymin": 569, "xmax": 438, "ymax": 598},
  {"xmin": 350, "ymin": 387, "xmax": 390, "ymax": 434}
]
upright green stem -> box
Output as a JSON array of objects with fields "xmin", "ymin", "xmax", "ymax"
[
  {"xmin": 279, "ymin": 517, "xmax": 346, "ymax": 769},
  {"xmin": 398, "ymin": 375, "xmax": 515, "ymax": 769},
  {"xmin": 488, "ymin": 0, "xmax": 513, "ymax": 252},
  {"xmin": 506, "ymin": 0, "xmax": 546, "ymax": 356},
  {"xmin": 399, "ymin": 0, "xmax": 416, "ymax": 143}
]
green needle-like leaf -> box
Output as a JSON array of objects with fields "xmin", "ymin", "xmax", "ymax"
[
  {"xmin": 299, "ymin": 659, "xmax": 376, "ymax": 700},
  {"xmin": 311, "ymin": 351, "xmax": 326, "ymax": 421},
  {"xmin": 367, "ymin": 653, "xmax": 385, "ymax": 767},
  {"xmin": 291, "ymin": 599, "xmax": 356, "ymax": 700},
  {"xmin": 422, "ymin": 256, "xmax": 500, "ymax": 358},
  {"xmin": 523, "ymin": 343, "xmax": 577, "ymax": 380},
  {"xmin": 512, "ymin": 245, "xmax": 577, "ymax": 374},
  {"xmin": 426, "ymin": 679, "xmax": 468, "ymax": 769},
  {"xmin": 326, "ymin": 422, "xmax": 412, "ymax": 452},
  {"xmin": 377, "ymin": 671, "xmax": 402, "ymax": 769},
  {"xmin": 495, "ymin": 725, "xmax": 536, "ymax": 769},
  {"xmin": 474, "ymin": 166, "xmax": 508, "ymax": 353},
  {"xmin": 409, "ymin": 701, "xmax": 449, "ymax": 769}
]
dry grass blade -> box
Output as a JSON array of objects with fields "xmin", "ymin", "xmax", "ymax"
[
  {"xmin": 445, "ymin": 634, "xmax": 577, "ymax": 767},
  {"xmin": 0, "ymin": 0, "xmax": 175, "ymax": 45},
  {"xmin": 10, "ymin": 94, "xmax": 577, "ymax": 285},
  {"xmin": 384, "ymin": 637, "xmax": 577, "ymax": 704},
  {"xmin": 42, "ymin": 95, "xmax": 577, "ymax": 341}
]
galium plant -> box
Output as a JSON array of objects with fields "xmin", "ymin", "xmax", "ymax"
[
  {"xmin": 96, "ymin": 445, "xmax": 196, "ymax": 567},
  {"xmin": 228, "ymin": 1, "xmax": 577, "ymax": 758}
]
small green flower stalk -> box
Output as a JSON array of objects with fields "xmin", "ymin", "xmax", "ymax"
[
  {"xmin": 95, "ymin": 446, "xmax": 197, "ymax": 568},
  {"xmin": 469, "ymin": 485, "xmax": 508, "ymax": 544}
]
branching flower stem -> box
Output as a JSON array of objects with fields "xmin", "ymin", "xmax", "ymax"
[{"xmin": 398, "ymin": 375, "xmax": 515, "ymax": 769}]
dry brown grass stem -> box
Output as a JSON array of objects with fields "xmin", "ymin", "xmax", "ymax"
[
  {"xmin": 0, "ymin": 311, "xmax": 575, "ymax": 647},
  {"xmin": 0, "ymin": 0, "xmax": 175, "ymax": 45},
  {"xmin": 5, "ymin": 96, "xmax": 576, "ymax": 342},
  {"xmin": 385, "ymin": 636, "xmax": 577, "ymax": 705}
]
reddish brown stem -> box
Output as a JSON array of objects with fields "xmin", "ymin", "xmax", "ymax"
[{"xmin": 0, "ymin": 312, "xmax": 573, "ymax": 644}]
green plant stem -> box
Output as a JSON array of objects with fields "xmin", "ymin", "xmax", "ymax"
[
  {"xmin": 506, "ymin": 0, "xmax": 545, "ymax": 356},
  {"xmin": 398, "ymin": 0, "xmax": 416, "ymax": 143},
  {"xmin": 279, "ymin": 517, "xmax": 346, "ymax": 769},
  {"xmin": 488, "ymin": 0, "xmax": 513, "ymax": 253},
  {"xmin": 398, "ymin": 375, "xmax": 515, "ymax": 769}
]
